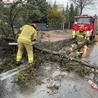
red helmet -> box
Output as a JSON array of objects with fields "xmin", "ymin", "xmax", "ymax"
[
  {"xmin": 79, "ymin": 26, "xmax": 84, "ymax": 31},
  {"xmin": 32, "ymin": 23, "xmax": 37, "ymax": 29}
]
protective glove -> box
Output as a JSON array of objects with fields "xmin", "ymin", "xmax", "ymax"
[{"xmin": 33, "ymin": 39, "xmax": 36, "ymax": 41}]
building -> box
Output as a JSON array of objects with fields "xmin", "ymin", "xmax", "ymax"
[
  {"xmin": 2, "ymin": 0, "xmax": 27, "ymax": 7},
  {"xmin": 2, "ymin": 0, "xmax": 14, "ymax": 4},
  {"xmin": 57, "ymin": 4, "xmax": 64, "ymax": 11}
]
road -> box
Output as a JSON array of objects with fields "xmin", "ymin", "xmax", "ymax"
[{"xmin": 0, "ymin": 32, "xmax": 98, "ymax": 98}]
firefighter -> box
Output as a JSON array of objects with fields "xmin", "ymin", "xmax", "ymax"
[
  {"xmin": 16, "ymin": 23, "xmax": 37, "ymax": 66},
  {"xmin": 69, "ymin": 31, "xmax": 88, "ymax": 57}
]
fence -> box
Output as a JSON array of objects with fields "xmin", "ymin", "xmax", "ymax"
[{"xmin": 36, "ymin": 23, "xmax": 73, "ymax": 31}]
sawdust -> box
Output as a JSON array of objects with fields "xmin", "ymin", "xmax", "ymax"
[
  {"xmin": 37, "ymin": 30, "xmax": 71, "ymax": 42},
  {"xmin": 0, "ymin": 30, "xmax": 71, "ymax": 74}
]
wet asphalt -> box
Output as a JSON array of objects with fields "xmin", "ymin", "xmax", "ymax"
[{"xmin": 0, "ymin": 42, "xmax": 98, "ymax": 98}]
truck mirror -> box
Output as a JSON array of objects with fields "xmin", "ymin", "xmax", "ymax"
[
  {"xmin": 74, "ymin": 22, "xmax": 77, "ymax": 24},
  {"xmin": 92, "ymin": 20, "xmax": 94, "ymax": 23},
  {"xmin": 46, "ymin": 24, "xmax": 48, "ymax": 28}
]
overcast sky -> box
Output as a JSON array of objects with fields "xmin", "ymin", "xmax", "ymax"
[
  {"xmin": 46, "ymin": 0, "xmax": 98, "ymax": 16},
  {"xmin": 46, "ymin": 0, "xmax": 68, "ymax": 6}
]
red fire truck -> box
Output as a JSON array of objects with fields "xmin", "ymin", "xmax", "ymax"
[{"xmin": 72, "ymin": 15, "xmax": 97, "ymax": 40}]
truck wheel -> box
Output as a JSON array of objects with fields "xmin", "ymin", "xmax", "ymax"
[
  {"xmin": 93, "ymin": 36, "xmax": 95, "ymax": 39},
  {"xmin": 89, "ymin": 36, "xmax": 93, "ymax": 40}
]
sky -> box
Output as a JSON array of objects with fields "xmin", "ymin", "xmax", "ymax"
[
  {"xmin": 46, "ymin": 0, "xmax": 98, "ymax": 16},
  {"xmin": 46, "ymin": 0, "xmax": 68, "ymax": 6}
]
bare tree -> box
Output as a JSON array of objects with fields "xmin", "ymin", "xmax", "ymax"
[{"xmin": 70, "ymin": 0, "xmax": 96, "ymax": 15}]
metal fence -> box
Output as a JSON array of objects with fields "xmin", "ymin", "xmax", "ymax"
[
  {"xmin": 36, "ymin": 23, "xmax": 73, "ymax": 31},
  {"xmin": 36, "ymin": 23, "xmax": 65, "ymax": 31}
]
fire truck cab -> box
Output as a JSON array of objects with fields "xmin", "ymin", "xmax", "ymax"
[{"xmin": 72, "ymin": 15, "xmax": 97, "ymax": 40}]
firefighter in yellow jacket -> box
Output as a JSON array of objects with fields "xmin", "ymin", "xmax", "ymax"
[{"xmin": 16, "ymin": 23, "xmax": 37, "ymax": 66}]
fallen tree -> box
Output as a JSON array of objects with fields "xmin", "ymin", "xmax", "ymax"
[
  {"xmin": 1, "ymin": 35, "xmax": 97, "ymax": 83},
  {"xmin": 33, "ymin": 40, "xmax": 98, "ymax": 81},
  {"xmin": 34, "ymin": 44, "xmax": 98, "ymax": 70}
]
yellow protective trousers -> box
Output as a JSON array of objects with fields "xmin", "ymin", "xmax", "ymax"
[{"xmin": 16, "ymin": 42, "xmax": 33, "ymax": 63}]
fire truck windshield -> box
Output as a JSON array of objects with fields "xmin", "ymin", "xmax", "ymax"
[{"xmin": 75, "ymin": 17, "xmax": 92, "ymax": 24}]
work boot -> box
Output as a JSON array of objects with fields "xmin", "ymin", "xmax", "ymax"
[
  {"xmin": 76, "ymin": 51, "xmax": 83, "ymax": 57},
  {"xmin": 16, "ymin": 61, "xmax": 22, "ymax": 66},
  {"xmin": 28, "ymin": 63, "xmax": 33, "ymax": 67}
]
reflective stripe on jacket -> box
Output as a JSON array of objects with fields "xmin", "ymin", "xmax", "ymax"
[{"xmin": 18, "ymin": 25, "xmax": 37, "ymax": 44}]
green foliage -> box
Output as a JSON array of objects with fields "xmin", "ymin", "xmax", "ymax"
[
  {"xmin": 15, "ymin": 66, "xmax": 36, "ymax": 83},
  {"xmin": 65, "ymin": 3, "xmax": 75, "ymax": 23},
  {"xmin": 0, "ymin": 1, "xmax": 25, "ymax": 38},
  {"xmin": 53, "ymin": 0, "xmax": 57, "ymax": 10},
  {"xmin": 0, "ymin": 58, "xmax": 16, "ymax": 74},
  {"xmin": 74, "ymin": 6, "xmax": 79, "ymax": 16},
  {"xmin": 0, "ymin": 0, "xmax": 49, "ymax": 39},
  {"xmin": 47, "ymin": 8, "xmax": 66, "ymax": 23},
  {"xmin": 64, "ymin": 3, "xmax": 69, "ymax": 23},
  {"xmin": 26, "ymin": 0, "xmax": 48, "ymax": 22},
  {"xmin": 37, "ymin": 0, "xmax": 49, "ymax": 22},
  {"xmin": 69, "ymin": 3, "xmax": 74, "ymax": 22},
  {"xmin": 25, "ymin": 2, "xmax": 41, "ymax": 22}
]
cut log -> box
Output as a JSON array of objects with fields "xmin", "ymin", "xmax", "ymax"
[{"xmin": 8, "ymin": 41, "xmax": 39, "ymax": 46}]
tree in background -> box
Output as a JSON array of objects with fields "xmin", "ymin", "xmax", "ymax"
[
  {"xmin": 69, "ymin": 3, "xmax": 74, "ymax": 22},
  {"xmin": 37, "ymin": 0, "xmax": 49, "ymax": 22},
  {"xmin": 0, "ymin": 0, "xmax": 49, "ymax": 40},
  {"xmin": 70, "ymin": 0, "xmax": 96, "ymax": 15},
  {"xmin": 69, "ymin": 3, "xmax": 75, "ymax": 28},
  {"xmin": 26, "ymin": 0, "xmax": 48, "ymax": 23},
  {"xmin": 64, "ymin": 3, "xmax": 69, "ymax": 24},
  {"xmin": 64, "ymin": 3, "xmax": 76, "ymax": 29},
  {"xmin": 64, "ymin": 3, "xmax": 70, "ymax": 29},
  {"xmin": 74, "ymin": 6, "xmax": 79, "ymax": 16},
  {"xmin": 0, "ymin": 1, "xmax": 23, "ymax": 39},
  {"xmin": 47, "ymin": 8, "xmax": 66, "ymax": 29},
  {"xmin": 47, "ymin": 8, "xmax": 66, "ymax": 23},
  {"xmin": 53, "ymin": 0, "xmax": 57, "ymax": 10},
  {"xmin": 94, "ymin": 14, "xmax": 97, "ymax": 19}
]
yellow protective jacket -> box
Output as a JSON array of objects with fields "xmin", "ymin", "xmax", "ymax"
[
  {"xmin": 18, "ymin": 25, "xmax": 37, "ymax": 44},
  {"xmin": 75, "ymin": 34, "xmax": 85, "ymax": 45}
]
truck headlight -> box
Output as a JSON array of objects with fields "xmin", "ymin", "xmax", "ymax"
[
  {"xmin": 72, "ymin": 31, "xmax": 75, "ymax": 38},
  {"xmin": 86, "ymin": 31, "xmax": 92, "ymax": 36}
]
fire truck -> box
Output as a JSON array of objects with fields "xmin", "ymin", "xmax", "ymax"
[{"xmin": 72, "ymin": 15, "xmax": 97, "ymax": 40}]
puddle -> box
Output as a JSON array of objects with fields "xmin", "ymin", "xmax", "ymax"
[{"xmin": 86, "ymin": 42, "xmax": 98, "ymax": 65}]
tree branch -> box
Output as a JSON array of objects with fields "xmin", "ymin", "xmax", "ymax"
[{"xmin": 34, "ymin": 44, "xmax": 98, "ymax": 71}]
